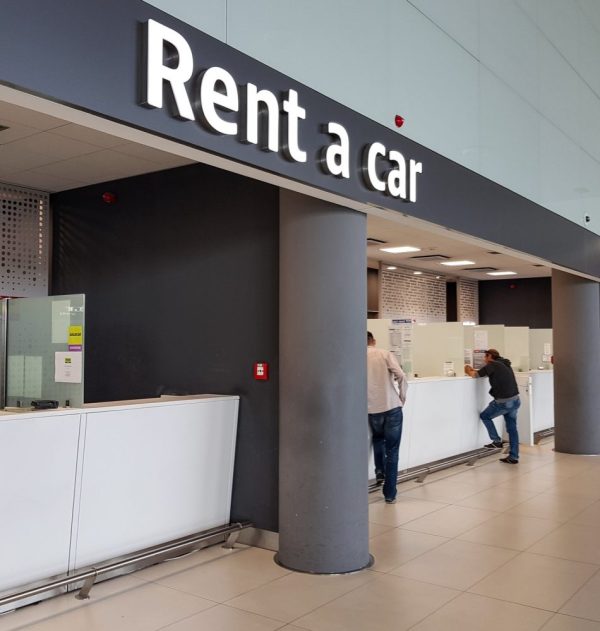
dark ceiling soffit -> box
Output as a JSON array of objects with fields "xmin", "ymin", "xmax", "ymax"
[{"xmin": 0, "ymin": 0, "xmax": 598, "ymax": 279}]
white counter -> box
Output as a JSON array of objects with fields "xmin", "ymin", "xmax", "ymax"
[
  {"xmin": 516, "ymin": 370, "xmax": 554, "ymax": 445},
  {"xmin": 0, "ymin": 395, "xmax": 239, "ymax": 601},
  {"xmin": 368, "ymin": 371, "xmax": 554, "ymax": 476}
]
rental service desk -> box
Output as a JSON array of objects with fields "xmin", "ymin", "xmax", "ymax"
[
  {"xmin": 0, "ymin": 395, "xmax": 239, "ymax": 601},
  {"xmin": 369, "ymin": 371, "xmax": 554, "ymax": 478}
]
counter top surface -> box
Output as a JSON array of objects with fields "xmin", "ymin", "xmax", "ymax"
[{"xmin": 0, "ymin": 394, "xmax": 239, "ymax": 421}]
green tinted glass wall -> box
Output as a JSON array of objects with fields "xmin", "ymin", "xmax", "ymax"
[{"xmin": 6, "ymin": 294, "xmax": 85, "ymax": 408}]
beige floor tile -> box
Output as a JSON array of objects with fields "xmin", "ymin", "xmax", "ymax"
[
  {"xmin": 409, "ymin": 592, "xmax": 553, "ymax": 631},
  {"xmin": 391, "ymin": 539, "xmax": 518, "ymax": 590},
  {"xmin": 457, "ymin": 467, "xmax": 523, "ymax": 487},
  {"xmin": 145, "ymin": 547, "xmax": 289, "ymax": 602},
  {"xmin": 469, "ymin": 552, "xmax": 598, "ymax": 611},
  {"xmin": 0, "ymin": 575, "xmax": 146, "ymax": 630},
  {"xmin": 0, "ymin": 577, "xmax": 213, "ymax": 631},
  {"xmin": 542, "ymin": 614, "xmax": 600, "ymax": 630},
  {"xmin": 560, "ymin": 571, "xmax": 600, "ymax": 622},
  {"xmin": 135, "ymin": 543, "xmax": 249, "ymax": 582},
  {"xmin": 532, "ymin": 462, "xmax": 594, "ymax": 480},
  {"xmin": 400, "ymin": 479, "xmax": 485, "ymax": 503},
  {"xmin": 292, "ymin": 574, "xmax": 458, "ymax": 631},
  {"xmin": 368, "ymin": 496, "xmax": 447, "ymax": 526},
  {"xmin": 529, "ymin": 523, "xmax": 600, "ymax": 565},
  {"xmin": 458, "ymin": 513, "xmax": 562, "ymax": 551},
  {"xmin": 457, "ymin": 487, "xmax": 539, "ymax": 511},
  {"xmin": 495, "ymin": 475, "xmax": 557, "ymax": 494},
  {"xmin": 400, "ymin": 504, "xmax": 497, "ymax": 538},
  {"xmin": 507, "ymin": 493, "xmax": 596, "ymax": 522},
  {"xmin": 225, "ymin": 570, "xmax": 374, "ymax": 622},
  {"xmin": 546, "ymin": 477, "xmax": 600, "ymax": 501},
  {"xmin": 368, "ymin": 522, "xmax": 394, "ymax": 538},
  {"xmin": 569, "ymin": 500, "xmax": 600, "ymax": 527},
  {"xmin": 158, "ymin": 604, "xmax": 285, "ymax": 631},
  {"xmin": 368, "ymin": 528, "xmax": 448, "ymax": 573}
]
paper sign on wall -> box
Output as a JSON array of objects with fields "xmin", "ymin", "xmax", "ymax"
[
  {"xmin": 474, "ymin": 330, "xmax": 488, "ymax": 350},
  {"xmin": 55, "ymin": 352, "xmax": 82, "ymax": 384},
  {"xmin": 68, "ymin": 325, "xmax": 83, "ymax": 351}
]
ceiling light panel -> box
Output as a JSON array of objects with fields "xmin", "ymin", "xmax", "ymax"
[
  {"xmin": 379, "ymin": 246, "xmax": 421, "ymax": 253},
  {"xmin": 487, "ymin": 271, "xmax": 517, "ymax": 276},
  {"xmin": 440, "ymin": 260, "xmax": 475, "ymax": 266}
]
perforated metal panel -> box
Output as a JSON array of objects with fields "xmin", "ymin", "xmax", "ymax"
[{"xmin": 0, "ymin": 182, "xmax": 49, "ymax": 297}]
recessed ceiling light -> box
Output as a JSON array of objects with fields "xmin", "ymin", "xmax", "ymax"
[
  {"xmin": 386, "ymin": 266, "xmax": 397, "ymax": 270},
  {"xmin": 380, "ymin": 246, "xmax": 421, "ymax": 254},
  {"xmin": 435, "ymin": 275, "xmax": 441, "ymax": 279},
  {"xmin": 413, "ymin": 271, "xmax": 423, "ymax": 275},
  {"xmin": 440, "ymin": 260, "xmax": 475, "ymax": 266},
  {"xmin": 487, "ymin": 271, "xmax": 517, "ymax": 276}
]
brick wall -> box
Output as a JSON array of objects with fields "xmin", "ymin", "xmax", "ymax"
[
  {"xmin": 380, "ymin": 268, "xmax": 446, "ymax": 322},
  {"xmin": 457, "ymin": 278, "xmax": 479, "ymax": 323}
]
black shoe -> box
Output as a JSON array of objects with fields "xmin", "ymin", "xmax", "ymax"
[
  {"xmin": 484, "ymin": 441, "xmax": 503, "ymax": 449},
  {"xmin": 499, "ymin": 457, "xmax": 518, "ymax": 464},
  {"xmin": 375, "ymin": 473, "xmax": 385, "ymax": 486},
  {"xmin": 385, "ymin": 498, "xmax": 396, "ymax": 504}
]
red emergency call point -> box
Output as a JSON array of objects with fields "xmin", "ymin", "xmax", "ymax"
[{"xmin": 254, "ymin": 362, "xmax": 269, "ymax": 380}]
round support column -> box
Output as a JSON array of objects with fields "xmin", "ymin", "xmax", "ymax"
[
  {"xmin": 552, "ymin": 269, "xmax": 600, "ymax": 454},
  {"xmin": 278, "ymin": 189, "xmax": 370, "ymax": 573}
]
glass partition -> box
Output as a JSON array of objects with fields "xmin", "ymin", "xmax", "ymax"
[{"xmin": 5, "ymin": 294, "xmax": 85, "ymax": 408}]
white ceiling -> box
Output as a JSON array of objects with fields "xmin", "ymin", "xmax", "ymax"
[
  {"xmin": 0, "ymin": 100, "xmax": 193, "ymax": 192},
  {"xmin": 0, "ymin": 98, "xmax": 551, "ymax": 281},
  {"xmin": 366, "ymin": 214, "xmax": 551, "ymax": 280}
]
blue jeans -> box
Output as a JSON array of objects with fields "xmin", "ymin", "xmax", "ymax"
[
  {"xmin": 480, "ymin": 398, "xmax": 521, "ymax": 461},
  {"xmin": 368, "ymin": 407, "xmax": 403, "ymax": 501}
]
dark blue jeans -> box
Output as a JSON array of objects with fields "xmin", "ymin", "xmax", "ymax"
[
  {"xmin": 368, "ymin": 407, "xmax": 403, "ymax": 501},
  {"xmin": 480, "ymin": 397, "xmax": 521, "ymax": 461}
]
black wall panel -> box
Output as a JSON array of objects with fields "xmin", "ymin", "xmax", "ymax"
[
  {"xmin": 479, "ymin": 277, "xmax": 552, "ymax": 328},
  {"xmin": 52, "ymin": 163, "xmax": 280, "ymax": 531}
]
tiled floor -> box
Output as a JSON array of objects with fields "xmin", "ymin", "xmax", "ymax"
[{"xmin": 2, "ymin": 441, "xmax": 600, "ymax": 630}]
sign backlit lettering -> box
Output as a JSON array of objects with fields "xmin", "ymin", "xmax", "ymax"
[{"xmin": 141, "ymin": 19, "xmax": 423, "ymax": 201}]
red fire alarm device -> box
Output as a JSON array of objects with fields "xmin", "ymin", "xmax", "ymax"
[{"xmin": 254, "ymin": 362, "xmax": 269, "ymax": 380}]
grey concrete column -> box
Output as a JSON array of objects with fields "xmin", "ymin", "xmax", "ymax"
[
  {"xmin": 278, "ymin": 189, "xmax": 370, "ymax": 573},
  {"xmin": 552, "ymin": 269, "xmax": 600, "ymax": 454}
]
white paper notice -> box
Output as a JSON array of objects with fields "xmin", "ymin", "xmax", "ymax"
[
  {"xmin": 55, "ymin": 352, "xmax": 82, "ymax": 384},
  {"xmin": 474, "ymin": 330, "xmax": 488, "ymax": 351},
  {"xmin": 543, "ymin": 343, "xmax": 552, "ymax": 355}
]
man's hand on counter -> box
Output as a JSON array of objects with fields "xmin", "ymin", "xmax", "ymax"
[{"xmin": 464, "ymin": 364, "xmax": 476, "ymax": 377}]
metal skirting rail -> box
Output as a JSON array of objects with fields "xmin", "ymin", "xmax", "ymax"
[
  {"xmin": 368, "ymin": 446, "xmax": 504, "ymax": 492},
  {"xmin": 534, "ymin": 427, "xmax": 555, "ymax": 444},
  {"xmin": 0, "ymin": 521, "xmax": 252, "ymax": 610}
]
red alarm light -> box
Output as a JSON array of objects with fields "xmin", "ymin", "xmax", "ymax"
[
  {"xmin": 394, "ymin": 115, "xmax": 405, "ymax": 128},
  {"xmin": 102, "ymin": 192, "xmax": 117, "ymax": 204}
]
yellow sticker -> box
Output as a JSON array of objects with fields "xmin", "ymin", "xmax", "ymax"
[{"xmin": 68, "ymin": 325, "xmax": 83, "ymax": 345}]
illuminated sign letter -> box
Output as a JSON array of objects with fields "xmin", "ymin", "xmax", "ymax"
[
  {"xmin": 143, "ymin": 19, "xmax": 194, "ymax": 120},
  {"xmin": 321, "ymin": 122, "xmax": 350, "ymax": 179},
  {"xmin": 362, "ymin": 142, "xmax": 386, "ymax": 192},
  {"xmin": 282, "ymin": 90, "xmax": 307, "ymax": 163},
  {"xmin": 409, "ymin": 159, "xmax": 423, "ymax": 202},
  {"xmin": 387, "ymin": 150, "xmax": 407, "ymax": 199},
  {"xmin": 244, "ymin": 83, "xmax": 280, "ymax": 152},
  {"xmin": 199, "ymin": 67, "xmax": 239, "ymax": 135}
]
